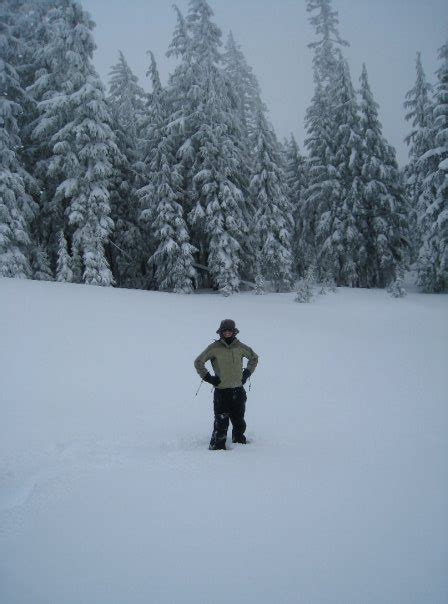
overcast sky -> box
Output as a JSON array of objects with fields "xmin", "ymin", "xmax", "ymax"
[{"xmin": 82, "ymin": 0, "xmax": 447, "ymax": 166}]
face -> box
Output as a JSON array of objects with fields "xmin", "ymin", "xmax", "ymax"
[{"xmin": 222, "ymin": 329, "xmax": 234, "ymax": 337}]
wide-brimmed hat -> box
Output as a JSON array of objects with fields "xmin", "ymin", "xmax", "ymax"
[{"xmin": 216, "ymin": 319, "xmax": 239, "ymax": 335}]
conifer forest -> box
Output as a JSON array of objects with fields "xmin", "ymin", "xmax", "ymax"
[{"xmin": 1, "ymin": 0, "xmax": 447, "ymax": 295}]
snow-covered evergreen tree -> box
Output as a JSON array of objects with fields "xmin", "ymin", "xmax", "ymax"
[
  {"xmin": 404, "ymin": 52, "xmax": 435, "ymax": 260},
  {"xmin": 138, "ymin": 50, "xmax": 164, "ymax": 243},
  {"xmin": 148, "ymin": 157, "xmax": 198, "ymax": 293},
  {"xmin": 143, "ymin": 53, "xmax": 197, "ymax": 293},
  {"xmin": 71, "ymin": 240, "xmax": 83, "ymax": 284},
  {"xmin": 329, "ymin": 58, "xmax": 365, "ymax": 287},
  {"xmin": 56, "ymin": 230, "xmax": 73, "ymax": 282},
  {"xmin": 107, "ymin": 51, "xmax": 147, "ymax": 288},
  {"xmin": 295, "ymin": 266, "xmax": 315, "ymax": 303},
  {"xmin": 302, "ymin": 0, "xmax": 348, "ymax": 281},
  {"xmin": 304, "ymin": 57, "xmax": 364, "ymax": 287},
  {"xmin": 30, "ymin": 1, "xmax": 117, "ymax": 286},
  {"xmin": 284, "ymin": 135, "xmax": 308, "ymax": 276},
  {"xmin": 306, "ymin": 0, "xmax": 348, "ymax": 83},
  {"xmin": 319, "ymin": 268, "xmax": 337, "ymax": 294},
  {"xmin": 222, "ymin": 31, "xmax": 263, "ymax": 141},
  {"xmin": 359, "ymin": 64, "xmax": 409, "ymax": 288},
  {"xmin": 109, "ymin": 52, "xmax": 146, "ymax": 140},
  {"xmin": 250, "ymin": 109, "xmax": 294, "ymax": 291},
  {"xmin": 10, "ymin": 4, "xmax": 49, "ymax": 112},
  {"xmin": 284, "ymin": 135, "xmax": 305, "ymax": 211},
  {"xmin": 22, "ymin": 0, "xmax": 66, "ymax": 259},
  {"xmin": 417, "ymin": 39, "xmax": 448, "ymax": 292},
  {"xmin": 138, "ymin": 50, "xmax": 174, "ymax": 287},
  {"xmin": 31, "ymin": 244, "xmax": 53, "ymax": 281},
  {"xmin": 0, "ymin": 2, "xmax": 37, "ymax": 278},
  {"xmin": 164, "ymin": 4, "xmax": 197, "ymax": 211},
  {"xmin": 6, "ymin": 0, "xmax": 47, "ymax": 229},
  {"xmin": 305, "ymin": 0, "xmax": 408, "ymax": 290},
  {"xmin": 165, "ymin": 0, "xmax": 248, "ymax": 295},
  {"xmin": 253, "ymin": 261, "xmax": 265, "ymax": 295},
  {"xmin": 302, "ymin": 76, "xmax": 337, "ymax": 274},
  {"xmin": 387, "ymin": 270, "xmax": 407, "ymax": 298},
  {"xmin": 222, "ymin": 31, "xmax": 263, "ymax": 279}
]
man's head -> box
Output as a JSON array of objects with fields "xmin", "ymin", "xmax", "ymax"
[{"xmin": 216, "ymin": 319, "xmax": 239, "ymax": 337}]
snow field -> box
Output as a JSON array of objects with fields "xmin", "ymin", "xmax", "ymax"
[{"xmin": 0, "ymin": 277, "xmax": 447, "ymax": 603}]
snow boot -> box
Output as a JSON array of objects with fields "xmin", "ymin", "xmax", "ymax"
[
  {"xmin": 209, "ymin": 442, "xmax": 226, "ymax": 451},
  {"xmin": 232, "ymin": 434, "xmax": 247, "ymax": 444}
]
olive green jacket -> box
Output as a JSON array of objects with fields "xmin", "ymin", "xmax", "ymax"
[{"xmin": 194, "ymin": 338, "xmax": 259, "ymax": 389}]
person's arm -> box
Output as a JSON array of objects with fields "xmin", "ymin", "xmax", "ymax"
[
  {"xmin": 242, "ymin": 344, "xmax": 259, "ymax": 376},
  {"xmin": 194, "ymin": 344, "xmax": 214, "ymax": 379}
]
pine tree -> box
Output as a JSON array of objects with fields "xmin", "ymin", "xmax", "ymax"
[
  {"xmin": 138, "ymin": 49, "xmax": 175, "ymax": 287},
  {"xmin": 306, "ymin": 0, "xmax": 348, "ymax": 83},
  {"xmin": 417, "ymin": 39, "xmax": 448, "ymax": 292},
  {"xmin": 359, "ymin": 64, "xmax": 409, "ymax": 288},
  {"xmin": 305, "ymin": 57, "xmax": 364, "ymax": 287},
  {"xmin": 334, "ymin": 66, "xmax": 363, "ymax": 287},
  {"xmin": 302, "ymin": 76, "xmax": 337, "ymax": 274},
  {"xmin": 222, "ymin": 31, "xmax": 263, "ymax": 141},
  {"xmin": 31, "ymin": 244, "xmax": 53, "ymax": 281},
  {"xmin": 138, "ymin": 49, "xmax": 164, "ymax": 266},
  {"xmin": 167, "ymin": 4, "xmax": 191, "ymax": 59},
  {"xmin": 13, "ymin": 1, "xmax": 49, "ymax": 257},
  {"xmin": 295, "ymin": 266, "xmax": 315, "ymax": 303},
  {"xmin": 222, "ymin": 31, "xmax": 262, "ymax": 279},
  {"xmin": 108, "ymin": 51, "xmax": 147, "ymax": 288},
  {"xmin": 148, "ymin": 155, "xmax": 198, "ymax": 293},
  {"xmin": 30, "ymin": 1, "xmax": 117, "ymax": 286},
  {"xmin": 253, "ymin": 261, "xmax": 265, "ymax": 295},
  {"xmin": 0, "ymin": 2, "xmax": 37, "ymax": 278},
  {"xmin": 23, "ymin": 1, "xmax": 66, "ymax": 260},
  {"xmin": 56, "ymin": 230, "xmax": 73, "ymax": 282},
  {"xmin": 165, "ymin": 3, "xmax": 198, "ymax": 215},
  {"xmin": 144, "ymin": 53, "xmax": 197, "ymax": 293},
  {"xmin": 303, "ymin": 0, "xmax": 348, "ymax": 281},
  {"xmin": 250, "ymin": 109, "xmax": 294, "ymax": 291},
  {"xmin": 319, "ymin": 268, "xmax": 337, "ymax": 294},
  {"xmin": 109, "ymin": 52, "xmax": 146, "ymax": 143},
  {"xmin": 404, "ymin": 53, "xmax": 434, "ymax": 260},
  {"xmin": 284, "ymin": 135, "xmax": 308, "ymax": 276},
  {"xmin": 6, "ymin": 0, "xmax": 46, "ymax": 238},
  {"xmin": 71, "ymin": 240, "xmax": 83, "ymax": 284},
  {"xmin": 387, "ymin": 269, "xmax": 407, "ymax": 298},
  {"xmin": 166, "ymin": 0, "xmax": 248, "ymax": 295}
]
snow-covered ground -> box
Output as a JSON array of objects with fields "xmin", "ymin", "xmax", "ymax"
[{"xmin": 1, "ymin": 277, "xmax": 447, "ymax": 604}]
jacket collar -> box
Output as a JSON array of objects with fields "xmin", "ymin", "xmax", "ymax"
[{"xmin": 219, "ymin": 337, "xmax": 238, "ymax": 348}]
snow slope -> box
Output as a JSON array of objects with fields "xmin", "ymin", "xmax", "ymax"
[{"xmin": 1, "ymin": 277, "xmax": 447, "ymax": 604}]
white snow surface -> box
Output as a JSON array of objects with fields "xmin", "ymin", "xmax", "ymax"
[{"xmin": 1, "ymin": 277, "xmax": 447, "ymax": 604}]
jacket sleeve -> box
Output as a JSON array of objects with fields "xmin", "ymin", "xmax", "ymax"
[
  {"xmin": 242, "ymin": 344, "xmax": 259, "ymax": 375},
  {"xmin": 194, "ymin": 344, "xmax": 215, "ymax": 379}
]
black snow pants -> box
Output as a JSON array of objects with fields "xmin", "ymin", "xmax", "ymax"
[{"xmin": 209, "ymin": 386, "xmax": 247, "ymax": 449}]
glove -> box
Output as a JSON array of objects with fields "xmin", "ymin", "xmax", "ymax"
[
  {"xmin": 242, "ymin": 368, "xmax": 251, "ymax": 385},
  {"xmin": 203, "ymin": 373, "xmax": 221, "ymax": 387}
]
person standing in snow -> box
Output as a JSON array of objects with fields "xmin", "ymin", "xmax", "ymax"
[{"xmin": 194, "ymin": 319, "xmax": 259, "ymax": 450}]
